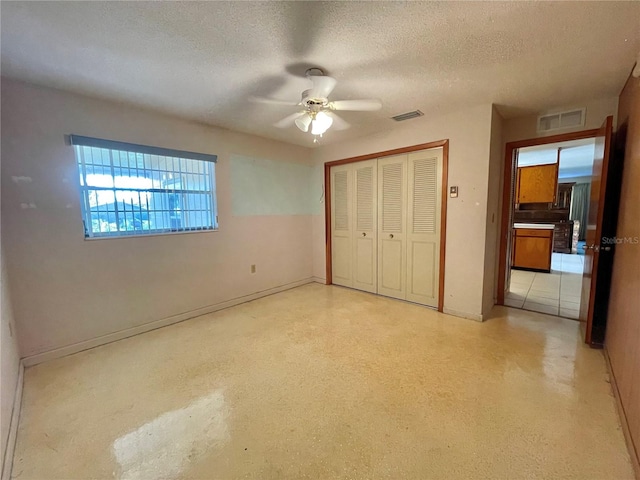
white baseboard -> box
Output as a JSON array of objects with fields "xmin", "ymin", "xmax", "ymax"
[
  {"xmin": 23, "ymin": 278, "xmax": 315, "ymax": 367},
  {"xmin": 312, "ymin": 276, "xmax": 327, "ymax": 284},
  {"xmin": 1, "ymin": 361, "xmax": 24, "ymax": 480},
  {"xmin": 443, "ymin": 307, "xmax": 484, "ymax": 322}
]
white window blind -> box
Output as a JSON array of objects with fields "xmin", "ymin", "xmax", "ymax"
[{"xmin": 70, "ymin": 135, "xmax": 218, "ymax": 238}]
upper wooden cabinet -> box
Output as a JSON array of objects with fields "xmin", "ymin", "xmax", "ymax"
[{"xmin": 515, "ymin": 163, "xmax": 559, "ymax": 204}]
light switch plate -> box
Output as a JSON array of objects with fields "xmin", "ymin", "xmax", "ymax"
[{"xmin": 450, "ymin": 186, "xmax": 458, "ymax": 198}]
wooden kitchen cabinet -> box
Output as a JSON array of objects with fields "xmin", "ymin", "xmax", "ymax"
[
  {"xmin": 512, "ymin": 228, "xmax": 553, "ymax": 272},
  {"xmin": 515, "ymin": 163, "xmax": 559, "ymax": 204}
]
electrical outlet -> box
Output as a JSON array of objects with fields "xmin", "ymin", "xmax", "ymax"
[{"xmin": 250, "ymin": 264, "xmax": 256, "ymax": 274}]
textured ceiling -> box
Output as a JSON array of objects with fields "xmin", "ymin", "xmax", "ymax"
[{"xmin": 1, "ymin": 1, "xmax": 639, "ymax": 147}]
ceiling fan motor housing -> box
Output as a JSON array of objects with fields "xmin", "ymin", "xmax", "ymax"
[
  {"xmin": 301, "ymin": 89, "xmax": 327, "ymax": 111},
  {"xmin": 264, "ymin": 68, "xmax": 380, "ymax": 133}
]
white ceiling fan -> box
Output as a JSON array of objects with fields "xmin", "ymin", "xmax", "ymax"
[{"xmin": 250, "ymin": 68, "xmax": 382, "ymax": 141}]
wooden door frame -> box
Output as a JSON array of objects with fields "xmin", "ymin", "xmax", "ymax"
[
  {"xmin": 324, "ymin": 139, "xmax": 449, "ymax": 312},
  {"xmin": 496, "ymin": 129, "xmax": 599, "ymax": 305},
  {"xmin": 582, "ymin": 115, "xmax": 614, "ymax": 346}
]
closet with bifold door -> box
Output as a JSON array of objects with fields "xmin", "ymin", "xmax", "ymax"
[{"xmin": 330, "ymin": 147, "xmax": 444, "ymax": 308}]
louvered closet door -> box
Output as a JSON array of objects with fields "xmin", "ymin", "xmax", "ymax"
[
  {"xmin": 352, "ymin": 160, "xmax": 377, "ymax": 293},
  {"xmin": 377, "ymin": 155, "xmax": 408, "ymax": 299},
  {"xmin": 406, "ymin": 149, "xmax": 443, "ymax": 307},
  {"xmin": 331, "ymin": 165, "xmax": 353, "ymax": 287}
]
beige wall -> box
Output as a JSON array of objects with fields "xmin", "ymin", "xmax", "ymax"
[
  {"xmin": 482, "ymin": 107, "xmax": 505, "ymax": 317},
  {"xmin": 503, "ymin": 96, "xmax": 619, "ymax": 143},
  {"xmin": 1, "ymin": 79, "xmax": 314, "ymax": 358},
  {"xmin": 605, "ymin": 73, "xmax": 640, "ymax": 474},
  {"xmin": 1, "ymin": 245, "xmax": 20, "ymax": 475},
  {"xmin": 312, "ymin": 104, "xmax": 494, "ymax": 320}
]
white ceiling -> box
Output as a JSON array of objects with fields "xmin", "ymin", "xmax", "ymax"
[
  {"xmin": 1, "ymin": 1, "xmax": 639, "ymax": 148},
  {"xmin": 518, "ymin": 138, "xmax": 596, "ymax": 179}
]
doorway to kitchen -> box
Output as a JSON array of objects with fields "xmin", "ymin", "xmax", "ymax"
[
  {"xmin": 498, "ymin": 118, "xmax": 617, "ymax": 346},
  {"xmin": 507, "ymin": 137, "xmax": 596, "ymax": 319},
  {"xmin": 497, "ymin": 125, "xmax": 611, "ymax": 324}
]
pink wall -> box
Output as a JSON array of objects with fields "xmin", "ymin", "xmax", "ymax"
[
  {"xmin": 1, "ymin": 79, "xmax": 314, "ymax": 358},
  {"xmin": 1, "ymin": 245, "xmax": 20, "ymax": 475}
]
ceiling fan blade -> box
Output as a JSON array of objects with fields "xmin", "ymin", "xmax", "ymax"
[
  {"xmin": 330, "ymin": 99, "xmax": 382, "ymax": 111},
  {"xmin": 249, "ymin": 96, "xmax": 300, "ymax": 107},
  {"xmin": 274, "ymin": 112, "xmax": 306, "ymax": 129},
  {"xmin": 308, "ymin": 75, "xmax": 337, "ymax": 99},
  {"xmin": 325, "ymin": 111, "xmax": 350, "ymax": 131}
]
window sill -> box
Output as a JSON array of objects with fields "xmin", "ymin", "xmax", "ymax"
[{"xmin": 83, "ymin": 228, "xmax": 219, "ymax": 241}]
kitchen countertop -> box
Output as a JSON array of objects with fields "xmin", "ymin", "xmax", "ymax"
[{"xmin": 513, "ymin": 223, "xmax": 555, "ymax": 230}]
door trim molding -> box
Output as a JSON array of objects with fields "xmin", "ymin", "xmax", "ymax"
[
  {"xmin": 496, "ymin": 129, "xmax": 599, "ymax": 305},
  {"xmin": 324, "ymin": 139, "xmax": 449, "ymax": 312}
]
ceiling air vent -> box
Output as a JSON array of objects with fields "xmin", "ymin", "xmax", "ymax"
[
  {"xmin": 392, "ymin": 110, "xmax": 424, "ymax": 122},
  {"xmin": 537, "ymin": 108, "xmax": 586, "ymax": 133}
]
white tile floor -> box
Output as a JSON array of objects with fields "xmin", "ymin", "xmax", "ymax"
[{"xmin": 506, "ymin": 253, "xmax": 584, "ymax": 319}]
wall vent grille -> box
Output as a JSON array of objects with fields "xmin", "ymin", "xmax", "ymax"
[
  {"xmin": 392, "ymin": 110, "xmax": 424, "ymax": 122},
  {"xmin": 537, "ymin": 108, "xmax": 586, "ymax": 133}
]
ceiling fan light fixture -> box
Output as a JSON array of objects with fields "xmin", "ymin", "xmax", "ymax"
[
  {"xmin": 311, "ymin": 111, "xmax": 333, "ymax": 135},
  {"xmin": 262, "ymin": 67, "xmax": 371, "ymax": 138},
  {"xmin": 295, "ymin": 114, "xmax": 312, "ymax": 132}
]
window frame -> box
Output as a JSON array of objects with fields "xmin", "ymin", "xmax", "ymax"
[{"xmin": 70, "ymin": 135, "xmax": 219, "ymax": 240}]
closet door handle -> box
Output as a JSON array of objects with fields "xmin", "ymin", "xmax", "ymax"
[{"xmin": 389, "ymin": 234, "xmax": 394, "ymax": 239}]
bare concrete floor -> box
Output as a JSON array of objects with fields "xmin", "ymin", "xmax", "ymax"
[{"xmin": 11, "ymin": 284, "xmax": 633, "ymax": 479}]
